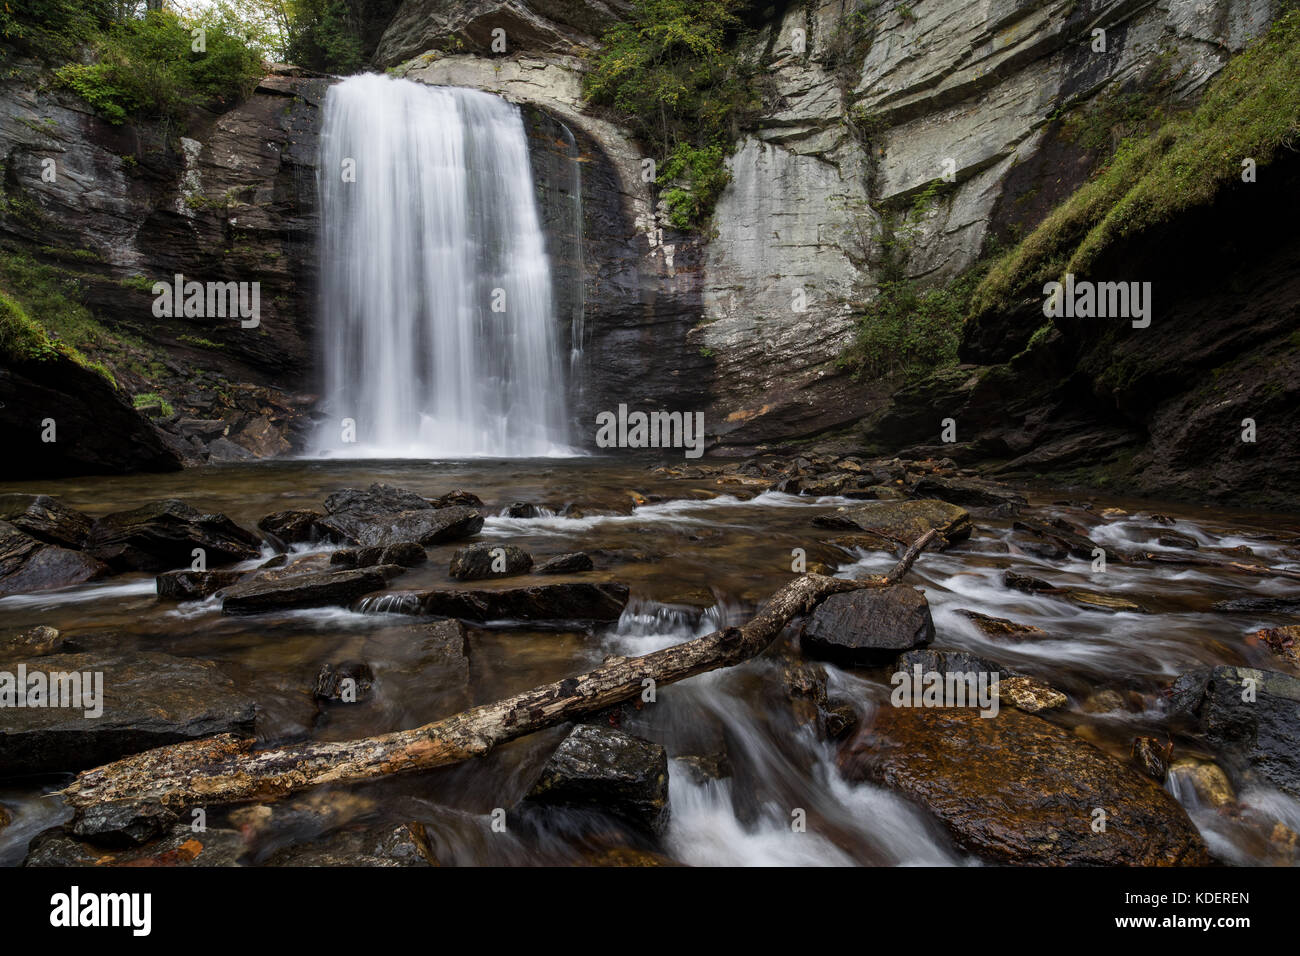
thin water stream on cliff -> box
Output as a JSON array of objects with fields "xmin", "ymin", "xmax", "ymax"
[{"xmin": 1, "ymin": 459, "xmax": 1298, "ymax": 865}]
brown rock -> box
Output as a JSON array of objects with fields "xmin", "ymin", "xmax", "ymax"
[{"xmin": 839, "ymin": 706, "xmax": 1209, "ymax": 865}]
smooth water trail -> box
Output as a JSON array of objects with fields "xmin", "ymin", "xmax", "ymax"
[{"xmin": 314, "ymin": 74, "xmax": 572, "ymax": 458}]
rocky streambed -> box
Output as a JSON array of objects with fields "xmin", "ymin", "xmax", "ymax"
[{"xmin": 0, "ymin": 456, "xmax": 1298, "ymax": 866}]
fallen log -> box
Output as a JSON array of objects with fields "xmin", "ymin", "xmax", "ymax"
[{"xmin": 60, "ymin": 531, "xmax": 938, "ymax": 818}]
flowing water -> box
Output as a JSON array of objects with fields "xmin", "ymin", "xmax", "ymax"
[
  {"xmin": 1, "ymin": 459, "xmax": 1298, "ymax": 866},
  {"xmin": 313, "ymin": 76, "xmax": 572, "ymax": 459}
]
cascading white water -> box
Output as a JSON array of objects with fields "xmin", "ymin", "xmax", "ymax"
[{"xmin": 313, "ymin": 74, "xmax": 572, "ymax": 458}]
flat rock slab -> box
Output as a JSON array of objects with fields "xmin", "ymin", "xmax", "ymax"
[
  {"xmin": 839, "ymin": 706, "xmax": 1209, "ymax": 865},
  {"xmin": 830, "ymin": 499, "xmax": 972, "ymax": 546},
  {"xmin": 85, "ymin": 499, "xmax": 261, "ymax": 571},
  {"xmin": 221, "ymin": 566, "xmax": 397, "ymax": 615},
  {"xmin": 523, "ymin": 724, "xmax": 669, "ymax": 835},
  {"xmin": 317, "ymin": 506, "xmax": 483, "ymax": 547},
  {"xmin": 0, "ymin": 651, "xmax": 255, "ymax": 774},
  {"xmin": 800, "ymin": 586, "xmax": 934, "ymax": 666}
]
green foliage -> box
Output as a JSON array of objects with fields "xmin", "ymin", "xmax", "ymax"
[
  {"xmin": 583, "ymin": 0, "xmax": 760, "ymax": 228},
  {"xmin": 54, "ymin": 9, "xmax": 263, "ymax": 125},
  {"xmin": 0, "ymin": 0, "xmax": 108, "ymax": 61},
  {"xmin": 973, "ymin": 9, "xmax": 1300, "ymax": 316},
  {"xmin": 285, "ymin": 0, "xmax": 364, "ymax": 73},
  {"xmin": 659, "ymin": 143, "xmax": 729, "ymax": 230},
  {"xmin": 842, "ymin": 270, "xmax": 983, "ymax": 382}
]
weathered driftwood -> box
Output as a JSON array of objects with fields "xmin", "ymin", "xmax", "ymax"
[{"xmin": 61, "ymin": 530, "xmax": 938, "ymax": 816}]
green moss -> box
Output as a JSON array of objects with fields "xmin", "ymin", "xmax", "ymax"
[
  {"xmin": 178, "ymin": 334, "xmax": 225, "ymax": 350},
  {"xmin": 972, "ymin": 10, "xmax": 1300, "ymax": 316},
  {"xmin": 0, "ymin": 253, "xmax": 121, "ymax": 386},
  {"xmin": 132, "ymin": 392, "xmax": 174, "ymax": 416}
]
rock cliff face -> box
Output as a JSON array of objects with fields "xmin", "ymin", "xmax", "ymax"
[
  {"xmin": 0, "ymin": 61, "xmax": 328, "ymax": 469},
  {"xmin": 371, "ymin": 0, "xmax": 1287, "ymax": 495},
  {"xmin": 2, "ymin": 0, "xmax": 1293, "ymax": 500}
]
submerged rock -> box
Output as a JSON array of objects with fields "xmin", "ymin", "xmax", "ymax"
[
  {"xmin": 313, "ymin": 660, "xmax": 375, "ymax": 702},
  {"xmin": 449, "ymin": 543, "xmax": 533, "ymax": 580},
  {"xmin": 416, "ymin": 582, "xmax": 629, "ymax": 622},
  {"xmin": 156, "ymin": 569, "xmax": 243, "ymax": 600},
  {"xmin": 0, "ymin": 651, "xmax": 255, "ymax": 774},
  {"xmin": 822, "ymin": 499, "xmax": 972, "ymax": 547},
  {"xmin": 0, "ymin": 625, "xmax": 62, "ymax": 657},
  {"xmin": 800, "ymin": 586, "xmax": 934, "ymax": 666},
  {"xmin": 0, "ymin": 494, "xmax": 93, "ymax": 549},
  {"xmin": 954, "ymin": 608, "xmax": 1044, "ymax": 639},
  {"xmin": 221, "ymin": 566, "xmax": 398, "ymax": 615},
  {"xmin": 1168, "ymin": 757, "xmax": 1235, "ymax": 808},
  {"xmin": 1013, "ymin": 516, "xmax": 1120, "ymax": 562},
  {"xmin": 535, "ymin": 552, "xmax": 595, "ymax": 574},
  {"xmin": 85, "ymin": 499, "xmax": 261, "ymax": 571},
  {"xmin": 0, "ymin": 521, "xmax": 109, "ymax": 596},
  {"xmin": 839, "ymin": 706, "xmax": 1209, "ymax": 865},
  {"xmin": 1250, "ymin": 624, "xmax": 1300, "ymax": 668},
  {"xmin": 521, "ymin": 724, "xmax": 669, "ymax": 835}
]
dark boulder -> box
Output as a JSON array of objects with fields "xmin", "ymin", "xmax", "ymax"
[
  {"xmin": 1168, "ymin": 665, "xmax": 1300, "ymax": 797},
  {"xmin": 521, "ymin": 724, "xmax": 669, "ymax": 835},
  {"xmin": 0, "ymin": 651, "xmax": 255, "ymax": 774},
  {"xmin": 431, "ymin": 490, "xmax": 484, "ymax": 509},
  {"xmin": 449, "ymin": 543, "xmax": 533, "ymax": 580},
  {"xmin": 0, "ymin": 494, "xmax": 93, "ymax": 549},
  {"xmin": 800, "ymin": 586, "xmax": 935, "ymax": 666},
  {"xmin": 257, "ymin": 509, "xmax": 324, "ymax": 544},
  {"xmin": 317, "ymin": 506, "xmax": 483, "ymax": 548},
  {"xmin": 221, "ymin": 566, "xmax": 398, "ymax": 615},
  {"xmin": 504, "ymin": 502, "xmax": 541, "ymax": 518},
  {"xmin": 0, "ymin": 522, "xmax": 109, "ymax": 596},
  {"xmin": 839, "ymin": 706, "xmax": 1209, "ymax": 865},
  {"xmin": 324, "ymin": 483, "xmax": 431, "ymax": 517},
  {"xmin": 85, "ymin": 499, "xmax": 261, "ymax": 571},
  {"xmin": 415, "ymin": 582, "xmax": 629, "ymax": 622}
]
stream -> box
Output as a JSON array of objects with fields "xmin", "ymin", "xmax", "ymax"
[{"xmin": 2, "ymin": 458, "xmax": 1298, "ymax": 866}]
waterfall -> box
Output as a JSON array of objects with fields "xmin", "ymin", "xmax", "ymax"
[{"xmin": 313, "ymin": 74, "xmax": 573, "ymax": 458}]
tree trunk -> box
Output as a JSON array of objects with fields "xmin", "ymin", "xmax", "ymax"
[{"xmin": 61, "ymin": 531, "xmax": 938, "ymax": 817}]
